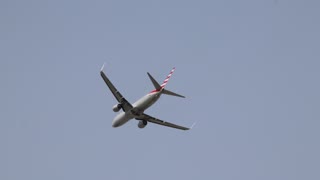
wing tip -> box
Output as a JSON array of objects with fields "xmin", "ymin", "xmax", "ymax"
[
  {"xmin": 100, "ymin": 63, "xmax": 105, "ymax": 72},
  {"xmin": 190, "ymin": 121, "xmax": 197, "ymax": 130}
]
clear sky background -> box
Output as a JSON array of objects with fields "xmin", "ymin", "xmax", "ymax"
[{"xmin": 1, "ymin": 0, "xmax": 320, "ymax": 179}]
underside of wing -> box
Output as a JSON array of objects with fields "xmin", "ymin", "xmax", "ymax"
[
  {"xmin": 136, "ymin": 113, "xmax": 190, "ymax": 130},
  {"xmin": 100, "ymin": 65, "xmax": 133, "ymax": 112}
]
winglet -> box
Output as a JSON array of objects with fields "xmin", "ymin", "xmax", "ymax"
[
  {"xmin": 190, "ymin": 121, "xmax": 197, "ymax": 129},
  {"xmin": 100, "ymin": 63, "xmax": 105, "ymax": 72}
]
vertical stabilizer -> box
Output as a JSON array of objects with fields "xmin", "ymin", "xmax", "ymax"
[
  {"xmin": 147, "ymin": 67, "xmax": 185, "ymax": 98},
  {"xmin": 161, "ymin": 67, "xmax": 176, "ymax": 88}
]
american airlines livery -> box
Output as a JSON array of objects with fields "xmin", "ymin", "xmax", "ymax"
[{"xmin": 100, "ymin": 64, "xmax": 193, "ymax": 130}]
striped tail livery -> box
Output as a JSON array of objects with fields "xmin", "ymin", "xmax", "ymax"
[
  {"xmin": 101, "ymin": 65, "xmax": 192, "ymax": 130},
  {"xmin": 147, "ymin": 67, "xmax": 185, "ymax": 98}
]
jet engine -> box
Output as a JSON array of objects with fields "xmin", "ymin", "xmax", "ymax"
[
  {"xmin": 112, "ymin": 104, "xmax": 121, "ymax": 112},
  {"xmin": 138, "ymin": 120, "xmax": 148, "ymax": 128}
]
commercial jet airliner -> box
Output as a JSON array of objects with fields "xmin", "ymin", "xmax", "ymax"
[{"xmin": 100, "ymin": 64, "xmax": 192, "ymax": 130}]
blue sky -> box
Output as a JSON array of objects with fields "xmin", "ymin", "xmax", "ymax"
[{"xmin": 1, "ymin": 0, "xmax": 320, "ymax": 179}]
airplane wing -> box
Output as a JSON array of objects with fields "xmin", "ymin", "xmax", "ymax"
[
  {"xmin": 100, "ymin": 64, "xmax": 133, "ymax": 112},
  {"xmin": 136, "ymin": 113, "xmax": 190, "ymax": 130}
]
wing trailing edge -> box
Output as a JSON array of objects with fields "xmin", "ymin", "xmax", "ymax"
[{"xmin": 136, "ymin": 113, "xmax": 190, "ymax": 130}]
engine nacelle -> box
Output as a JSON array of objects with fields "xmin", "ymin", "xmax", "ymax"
[
  {"xmin": 138, "ymin": 120, "xmax": 147, "ymax": 128},
  {"xmin": 112, "ymin": 104, "xmax": 121, "ymax": 112}
]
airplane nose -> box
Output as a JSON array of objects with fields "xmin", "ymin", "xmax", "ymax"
[
  {"xmin": 112, "ymin": 113, "xmax": 122, "ymax": 127},
  {"xmin": 112, "ymin": 120, "xmax": 120, "ymax": 128},
  {"xmin": 112, "ymin": 112, "xmax": 129, "ymax": 128}
]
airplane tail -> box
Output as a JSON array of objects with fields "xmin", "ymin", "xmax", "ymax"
[
  {"xmin": 160, "ymin": 67, "xmax": 176, "ymax": 89},
  {"xmin": 147, "ymin": 67, "xmax": 185, "ymax": 98},
  {"xmin": 162, "ymin": 89, "xmax": 185, "ymax": 98}
]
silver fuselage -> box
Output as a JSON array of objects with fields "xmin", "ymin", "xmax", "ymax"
[{"xmin": 112, "ymin": 91, "xmax": 161, "ymax": 127}]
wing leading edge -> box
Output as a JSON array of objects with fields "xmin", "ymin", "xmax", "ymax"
[
  {"xmin": 136, "ymin": 113, "xmax": 190, "ymax": 130},
  {"xmin": 100, "ymin": 64, "xmax": 133, "ymax": 112}
]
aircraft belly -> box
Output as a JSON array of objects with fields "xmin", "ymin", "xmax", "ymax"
[{"xmin": 133, "ymin": 94, "xmax": 160, "ymax": 111}]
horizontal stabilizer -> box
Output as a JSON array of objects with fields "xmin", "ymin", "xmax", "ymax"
[
  {"xmin": 162, "ymin": 89, "xmax": 185, "ymax": 98},
  {"xmin": 147, "ymin": 72, "xmax": 162, "ymax": 90}
]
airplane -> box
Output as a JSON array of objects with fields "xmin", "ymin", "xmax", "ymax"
[{"xmin": 100, "ymin": 64, "xmax": 192, "ymax": 130}]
